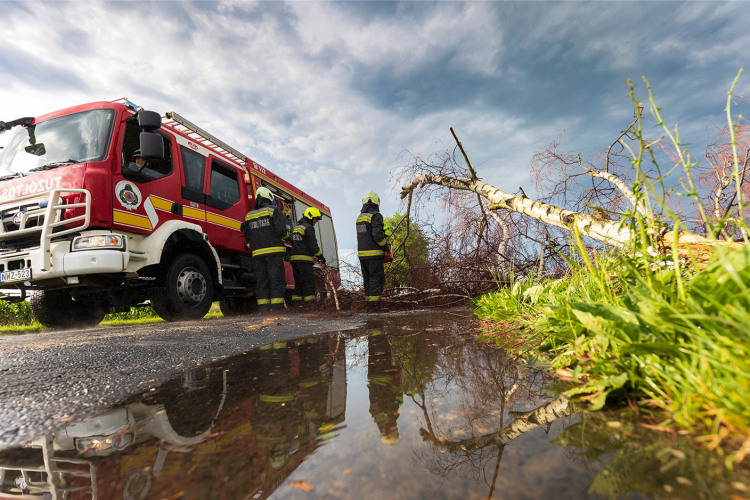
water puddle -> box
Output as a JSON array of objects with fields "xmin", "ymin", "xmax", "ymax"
[{"xmin": 0, "ymin": 312, "xmax": 746, "ymax": 499}]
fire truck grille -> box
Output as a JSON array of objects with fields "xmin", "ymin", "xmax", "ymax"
[
  {"xmin": 0, "ymin": 203, "xmax": 47, "ymax": 250},
  {"xmin": 1, "ymin": 203, "xmax": 45, "ymax": 232}
]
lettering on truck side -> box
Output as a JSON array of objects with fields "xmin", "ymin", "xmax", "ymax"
[
  {"xmin": 0, "ymin": 177, "xmax": 63, "ymax": 201},
  {"xmin": 249, "ymin": 161, "xmax": 267, "ymax": 176}
]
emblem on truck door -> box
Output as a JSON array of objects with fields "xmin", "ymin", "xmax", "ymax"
[{"xmin": 115, "ymin": 181, "xmax": 142, "ymax": 210}]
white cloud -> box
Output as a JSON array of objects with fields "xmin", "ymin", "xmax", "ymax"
[{"xmin": 2, "ymin": 1, "xmax": 750, "ymax": 251}]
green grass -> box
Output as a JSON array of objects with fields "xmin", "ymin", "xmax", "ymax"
[
  {"xmin": 476, "ymin": 243, "xmax": 750, "ymax": 450},
  {"xmin": 0, "ymin": 322, "xmax": 45, "ymax": 334},
  {"xmin": 0, "ymin": 302, "xmax": 226, "ymax": 335}
]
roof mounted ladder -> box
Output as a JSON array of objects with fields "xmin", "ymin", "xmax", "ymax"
[{"xmin": 163, "ymin": 111, "xmax": 248, "ymax": 168}]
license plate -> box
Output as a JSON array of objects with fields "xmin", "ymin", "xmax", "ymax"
[{"xmin": 0, "ymin": 268, "xmax": 32, "ymax": 283}]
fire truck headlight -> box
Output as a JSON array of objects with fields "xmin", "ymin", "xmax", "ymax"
[
  {"xmin": 75, "ymin": 432, "xmax": 134, "ymax": 454},
  {"xmin": 73, "ymin": 234, "xmax": 124, "ymax": 251}
]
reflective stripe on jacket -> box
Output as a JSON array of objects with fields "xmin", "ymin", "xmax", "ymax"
[
  {"xmin": 356, "ymin": 203, "xmax": 387, "ymax": 260},
  {"xmin": 244, "ymin": 198, "xmax": 289, "ymax": 257},
  {"xmin": 291, "ymin": 218, "xmax": 323, "ymax": 262}
]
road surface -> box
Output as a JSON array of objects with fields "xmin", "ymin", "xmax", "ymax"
[{"xmin": 0, "ymin": 312, "xmax": 364, "ymax": 448}]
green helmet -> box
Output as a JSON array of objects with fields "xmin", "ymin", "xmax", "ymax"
[
  {"xmin": 362, "ymin": 191, "xmax": 380, "ymax": 205},
  {"xmin": 255, "ymin": 186, "xmax": 274, "ymax": 201},
  {"xmin": 303, "ymin": 207, "xmax": 322, "ymax": 220}
]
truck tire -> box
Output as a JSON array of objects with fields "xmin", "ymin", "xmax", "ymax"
[
  {"xmin": 219, "ymin": 296, "xmax": 258, "ymax": 317},
  {"xmin": 149, "ymin": 253, "xmax": 214, "ymax": 322},
  {"xmin": 29, "ymin": 290, "xmax": 108, "ymax": 328}
]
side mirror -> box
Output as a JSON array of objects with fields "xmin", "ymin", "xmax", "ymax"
[
  {"xmin": 139, "ymin": 132, "xmax": 164, "ymax": 161},
  {"xmin": 138, "ymin": 110, "xmax": 161, "ymax": 132}
]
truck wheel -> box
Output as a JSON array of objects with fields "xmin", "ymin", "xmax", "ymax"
[
  {"xmin": 29, "ymin": 290, "xmax": 108, "ymax": 328},
  {"xmin": 149, "ymin": 253, "xmax": 214, "ymax": 322},
  {"xmin": 219, "ymin": 297, "xmax": 258, "ymax": 317}
]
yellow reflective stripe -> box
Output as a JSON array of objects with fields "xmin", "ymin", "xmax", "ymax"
[
  {"xmin": 314, "ymin": 251, "xmax": 323, "ymax": 256},
  {"xmin": 292, "ymin": 296, "xmax": 303, "ymax": 301},
  {"xmin": 206, "ymin": 212, "xmax": 241, "ymax": 230},
  {"xmin": 246, "ymin": 209, "xmax": 275, "ymax": 220},
  {"xmin": 252, "ymin": 246, "xmax": 286, "ymax": 256},
  {"xmin": 183, "ymin": 206, "xmax": 206, "ymax": 221},
  {"xmin": 304, "ymin": 296, "xmax": 315, "ymax": 302},
  {"xmin": 270, "ymin": 298, "xmax": 285, "ymax": 304},
  {"xmin": 358, "ymin": 249, "xmax": 384, "ymax": 257},
  {"xmin": 290, "ymin": 255, "xmax": 314, "ymax": 262},
  {"xmin": 113, "ymin": 210, "xmax": 152, "ymax": 230},
  {"xmin": 357, "ymin": 215, "xmax": 372, "ymax": 223},
  {"xmin": 366, "ymin": 296, "xmax": 380, "ymax": 302},
  {"xmin": 293, "ymin": 227, "xmax": 305, "ymax": 234},
  {"xmin": 376, "ymin": 238, "xmax": 387, "ymax": 247},
  {"xmin": 148, "ymin": 195, "xmax": 173, "ymax": 211},
  {"xmin": 260, "ymin": 394, "xmax": 294, "ymax": 403},
  {"xmin": 257, "ymin": 299, "xmax": 270, "ymax": 304}
]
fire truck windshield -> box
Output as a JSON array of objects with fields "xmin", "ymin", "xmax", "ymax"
[{"xmin": 0, "ymin": 109, "xmax": 116, "ymax": 179}]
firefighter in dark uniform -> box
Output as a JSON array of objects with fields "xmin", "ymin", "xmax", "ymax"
[
  {"xmin": 367, "ymin": 327, "xmax": 402, "ymax": 445},
  {"xmin": 244, "ymin": 187, "xmax": 289, "ymax": 313},
  {"xmin": 357, "ymin": 191, "xmax": 389, "ymax": 311},
  {"xmin": 291, "ymin": 207, "xmax": 326, "ymax": 307}
]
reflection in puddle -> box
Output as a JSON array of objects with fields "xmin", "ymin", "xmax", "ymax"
[{"xmin": 0, "ymin": 313, "xmax": 746, "ymax": 499}]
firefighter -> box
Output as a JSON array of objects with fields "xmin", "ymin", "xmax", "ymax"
[
  {"xmin": 367, "ymin": 327, "xmax": 402, "ymax": 445},
  {"xmin": 126, "ymin": 149, "xmax": 152, "ymax": 173},
  {"xmin": 290, "ymin": 207, "xmax": 326, "ymax": 307},
  {"xmin": 356, "ymin": 191, "xmax": 388, "ymax": 312},
  {"xmin": 244, "ymin": 187, "xmax": 289, "ymax": 313}
]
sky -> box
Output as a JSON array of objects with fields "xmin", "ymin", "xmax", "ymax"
[{"xmin": 1, "ymin": 1, "xmax": 750, "ymax": 255}]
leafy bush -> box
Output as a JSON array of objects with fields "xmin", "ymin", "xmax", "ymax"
[{"xmin": 0, "ymin": 299, "xmax": 35, "ymax": 326}]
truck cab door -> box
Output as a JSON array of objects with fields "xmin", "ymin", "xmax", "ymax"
[
  {"xmin": 178, "ymin": 146, "xmax": 208, "ymax": 232},
  {"xmin": 203, "ymin": 158, "xmax": 246, "ymax": 253},
  {"xmin": 114, "ymin": 118, "xmax": 181, "ymax": 234}
]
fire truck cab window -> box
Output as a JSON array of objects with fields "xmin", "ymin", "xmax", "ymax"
[
  {"xmin": 180, "ymin": 147, "xmax": 205, "ymax": 191},
  {"xmin": 121, "ymin": 121, "xmax": 173, "ymax": 183},
  {"xmin": 208, "ymin": 161, "xmax": 240, "ymax": 209}
]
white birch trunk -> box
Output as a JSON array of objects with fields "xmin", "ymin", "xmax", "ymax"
[{"xmin": 401, "ymin": 174, "xmax": 632, "ymax": 246}]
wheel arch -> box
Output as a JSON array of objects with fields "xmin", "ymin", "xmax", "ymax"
[
  {"xmin": 160, "ymin": 230, "xmax": 222, "ymax": 286},
  {"xmin": 128, "ymin": 221, "xmax": 222, "ymax": 286}
]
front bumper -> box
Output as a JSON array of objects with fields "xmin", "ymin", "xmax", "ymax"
[{"xmin": 0, "ymin": 242, "xmax": 130, "ymax": 289}]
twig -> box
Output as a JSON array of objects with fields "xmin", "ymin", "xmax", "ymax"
[{"xmin": 451, "ymin": 127, "xmax": 478, "ymax": 180}]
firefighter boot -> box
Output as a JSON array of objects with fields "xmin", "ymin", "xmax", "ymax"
[{"xmin": 269, "ymin": 301, "xmax": 286, "ymax": 313}]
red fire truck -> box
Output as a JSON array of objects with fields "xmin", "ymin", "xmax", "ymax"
[{"xmin": 0, "ymin": 99, "xmax": 339, "ymax": 327}]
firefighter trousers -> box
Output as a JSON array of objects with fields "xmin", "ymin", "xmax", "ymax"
[
  {"xmin": 292, "ymin": 261, "xmax": 316, "ymax": 305},
  {"xmin": 360, "ymin": 258, "xmax": 385, "ymax": 305},
  {"xmin": 254, "ymin": 253, "xmax": 286, "ymax": 311}
]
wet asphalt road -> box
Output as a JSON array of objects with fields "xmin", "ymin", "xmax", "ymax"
[{"xmin": 0, "ymin": 312, "xmax": 364, "ymax": 449}]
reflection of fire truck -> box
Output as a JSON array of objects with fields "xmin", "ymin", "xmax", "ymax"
[
  {"xmin": 0, "ymin": 333, "xmax": 347, "ymax": 499},
  {"xmin": 0, "ymin": 100, "xmax": 339, "ymax": 326}
]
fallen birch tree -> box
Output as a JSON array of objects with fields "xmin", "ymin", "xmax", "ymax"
[{"xmin": 397, "ymin": 87, "xmax": 748, "ymax": 267}]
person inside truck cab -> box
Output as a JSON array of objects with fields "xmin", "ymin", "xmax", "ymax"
[{"xmin": 126, "ymin": 149, "xmax": 152, "ymax": 173}]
